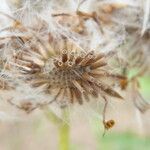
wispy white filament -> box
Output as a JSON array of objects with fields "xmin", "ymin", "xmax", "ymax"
[{"xmin": 141, "ymin": 0, "xmax": 150, "ymax": 35}]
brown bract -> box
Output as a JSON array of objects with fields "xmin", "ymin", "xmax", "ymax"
[{"xmin": 13, "ymin": 36, "xmax": 125, "ymax": 106}]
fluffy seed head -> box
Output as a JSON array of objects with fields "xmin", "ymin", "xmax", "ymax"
[{"xmin": 13, "ymin": 38, "xmax": 125, "ymax": 107}]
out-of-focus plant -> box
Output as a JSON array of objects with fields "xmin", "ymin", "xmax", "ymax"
[{"xmin": 0, "ymin": 0, "xmax": 149, "ymax": 150}]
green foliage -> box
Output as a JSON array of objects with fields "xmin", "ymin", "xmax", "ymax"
[
  {"xmin": 96, "ymin": 132, "xmax": 150, "ymax": 150},
  {"xmin": 139, "ymin": 76, "xmax": 150, "ymax": 99}
]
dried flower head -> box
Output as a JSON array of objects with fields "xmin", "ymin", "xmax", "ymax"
[
  {"xmin": 0, "ymin": 0, "xmax": 149, "ymax": 138},
  {"xmin": 117, "ymin": 30, "xmax": 150, "ymax": 113},
  {"xmin": 12, "ymin": 33, "xmax": 126, "ymax": 107}
]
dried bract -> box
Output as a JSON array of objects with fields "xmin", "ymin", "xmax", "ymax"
[{"xmin": 14, "ymin": 38, "xmax": 125, "ymax": 107}]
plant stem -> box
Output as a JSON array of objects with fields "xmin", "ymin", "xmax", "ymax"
[
  {"xmin": 44, "ymin": 107, "xmax": 70, "ymax": 150},
  {"xmin": 44, "ymin": 107, "xmax": 62, "ymax": 124},
  {"xmin": 58, "ymin": 108, "xmax": 70, "ymax": 150}
]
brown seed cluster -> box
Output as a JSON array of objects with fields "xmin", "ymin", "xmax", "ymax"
[{"xmin": 14, "ymin": 39, "xmax": 125, "ymax": 106}]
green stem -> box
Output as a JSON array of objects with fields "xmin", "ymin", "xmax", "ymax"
[
  {"xmin": 44, "ymin": 107, "xmax": 62, "ymax": 124},
  {"xmin": 59, "ymin": 108, "xmax": 70, "ymax": 150},
  {"xmin": 44, "ymin": 107, "xmax": 70, "ymax": 150}
]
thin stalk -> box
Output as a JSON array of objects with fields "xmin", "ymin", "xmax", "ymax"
[
  {"xmin": 43, "ymin": 107, "xmax": 70, "ymax": 150},
  {"xmin": 58, "ymin": 108, "xmax": 70, "ymax": 150},
  {"xmin": 44, "ymin": 107, "xmax": 62, "ymax": 124}
]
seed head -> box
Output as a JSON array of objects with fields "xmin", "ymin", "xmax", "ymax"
[{"xmin": 13, "ymin": 38, "xmax": 125, "ymax": 107}]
